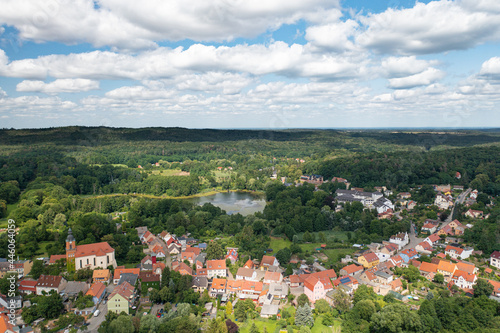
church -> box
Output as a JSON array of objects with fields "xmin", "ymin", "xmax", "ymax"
[{"xmin": 65, "ymin": 228, "xmax": 117, "ymax": 271}]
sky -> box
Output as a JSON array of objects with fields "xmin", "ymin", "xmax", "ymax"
[{"xmin": 0, "ymin": 0, "xmax": 500, "ymax": 129}]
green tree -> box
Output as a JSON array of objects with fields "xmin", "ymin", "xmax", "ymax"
[
  {"xmin": 433, "ymin": 273, "xmax": 444, "ymax": 285},
  {"xmin": 330, "ymin": 288, "xmax": 351, "ymax": 313},
  {"xmin": 297, "ymin": 293, "xmax": 310, "ymax": 307},
  {"xmin": 473, "ymin": 279, "xmax": 494, "ymax": 298},
  {"xmin": 226, "ymin": 300, "xmax": 233, "ymax": 316},
  {"xmin": 275, "ymin": 247, "xmax": 291, "ymax": 266},
  {"xmin": 30, "ymin": 259, "xmax": 45, "ymax": 279},
  {"xmin": 371, "ymin": 303, "xmax": 421, "ymax": 333},
  {"xmin": 207, "ymin": 317, "xmax": 228, "ymax": 333},
  {"xmin": 303, "ymin": 231, "xmax": 313, "ymax": 242},
  {"xmin": 314, "ymin": 299, "xmax": 330, "ymax": 314},
  {"xmin": 295, "ymin": 305, "xmax": 314, "ymax": 327},
  {"xmin": 140, "ymin": 315, "xmax": 161, "ymax": 333},
  {"xmin": 353, "ymin": 284, "xmax": 376, "ymax": 305},
  {"xmin": 108, "ymin": 315, "xmax": 135, "ymax": 333},
  {"xmin": 207, "ymin": 241, "xmax": 225, "ymax": 260}
]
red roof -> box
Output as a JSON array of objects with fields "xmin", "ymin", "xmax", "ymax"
[
  {"xmin": 184, "ymin": 246, "xmax": 201, "ymax": 256},
  {"xmin": 312, "ymin": 269, "xmax": 337, "ymax": 280},
  {"xmin": 426, "ymin": 233, "xmax": 441, "ymax": 243},
  {"xmin": 261, "ymin": 255, "xmax": 277, "ymax": 266},
  {"xmin": 419, "ymin": 262, "xmax": 438, "ymax": 273},
  {"xmin": 207, "ymin": 259, "xmax": 226, "ymax": 270},
  {"xmin": 49, "ymin": 254, "xmax": 66, "ymax": 264},
  {"xmin": 341, "ymin": 264, "xmax": 363, "ymax": 275},
  {"xmin": 19, "ymin": 279, "xmax": 37, "ymax": 292},
  {"xmin": 86, "ymin": 282, "xmax": 106, "ymax": 299},
  {"xmin": 114, "ymin": 268, "xmax": 140, "ymax": 280},
  {"xmin": 37, "ymin": 275, "xmax": 64, "ymax": 288},
  {"xmin": 445, "ymin": 245, "xmax": 463, "ymax": 255},
  {"xmin": 304, "ymin": 275, "xmax": 320, "ymax": 292},
  {"xmin": 74, "ymin": 242, "xmax": 114, "ymax": 258},
  {"xmin": 491, "ymin": 251, "xmax": 500, "ymax": 260},
  {"xmin": 452, "ymin": 270, "xmax": 476, "ymax": 283},
  {"xmin": 362, "ymin": 252, "xmax": 379, "ymax": 263}
]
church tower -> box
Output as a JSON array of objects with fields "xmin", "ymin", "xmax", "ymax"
[{"xmin": 66, "ymin": 228, "xmax": 76, "ymax": 272}]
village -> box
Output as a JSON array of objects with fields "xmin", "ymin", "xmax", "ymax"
[{"xmin": 2, "ymin": 174, "xmax": 500, "ymax": 333}]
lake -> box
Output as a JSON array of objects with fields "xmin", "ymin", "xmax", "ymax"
[{"xmin": 188, "ymin": 191, "xmax": 266, "ymax": 216}]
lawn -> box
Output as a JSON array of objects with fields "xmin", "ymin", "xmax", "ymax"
[
  {"xmin": 34, "ymin": 241, "xmax": 56, "ymax": 257},
  {"xmin": 311, "ymin": 316, "xmax": 341, "ymax": 333},
  {"xmin": 269, "ymin": 237, "xmax": 292, "ymax": 253},
  {"xmin": 238, "ymin": 318, "xmax": 279, "ymax": 333},
  {"xmin": 150, "ymin": 169, "xmax": 190, "ymax": 176}
]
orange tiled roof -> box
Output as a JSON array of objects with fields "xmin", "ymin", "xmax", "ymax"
[
  {"xmin": 419, "ymin": 262, "xmax": 438, "ymax": 273},
  {"xmin": 114, "ymin": 268, "xmax": 140, "ymax": 280},
  {"xmin": 264, "ymin": 271, "xmax": 282, "ymax": 282},
  {"xmin": 341, "ymin": 264, "xmax": 363, "ymax": 275},
  {"xmin": 452, "ymin": 270, "xmax": 476, "ymax": 283},
  {"xmin": 362, "ymin": 252, "xmax": 379, "ymax": 263},
  {"xmin": 207, "ymin": 259, "xmax": 226, "ymax": 270},
  {"xmin": 86, "ymin": 282, "xmax": 106, "ymax": 298},
  {"xmin": 75, "ymin": 242, "xmax": 114, "ymax": 258},
  {"xmin": 49, "ymin": 254, "xmax": 66, "ymax": 264},
  {"xmin": 211, "ymin": 278, "xmax": 227, "ymax": 290},
  {"xmin": 93, "ymin": 269, "xmax": 110, "ymax": 279},
  {"xmin": 261, "ymin": 255, "xmax": 276, "ymax": 266},
  {"xmin": 437, "ymin": 260, "xmax": 456, "ymax": 273},
  {"xmin": 456, "ymin": 262, "xmax": 475, "ymax": 274}
]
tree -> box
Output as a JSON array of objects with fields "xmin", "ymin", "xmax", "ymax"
[
  {"xmin": 226, "ymin": 300, "xmax": 233, "ymax": 317},
  {"xmin": 297, "ymin": 293, "xmax": 310, "ymax": 307},
  {"xmin": 351, "ymin": 299, "xmax": 376, "ymax": 322},
  {"xmin": 285, "ymin": 264, "xmax": 293, "ymax": 276},
  {"xmin": 295, "ymin": 305, "xmax": 314, "ymax": 327},
  {"xmin": 225, "ymin": 319, "xmax": 239, "ymax": 333},
  {"xmin": 426, "ymin": 291, "xmax": 434, "ymax": 300},
  {"xmin": 108, "ymin": 315, "xmax": 135, "ymax": 333},
  {"xmin": 207, "ymin": 241, "xmax": 225, "ymax": 260},
  {"xmin": 275, "ymin": 248, "xmax": 291, "ymax": 267},
  {"xmin": 433, "ymin": 273, "xmax": 444, "ymax": 285},
  {"xmin": 371, "ymin": 303, "xmax": 421, "ymax": 333},
  {"xmin": 249, "ymin": 323, "xmax": 259, "ymax": 333},
  {"xmin": 30, "ymin": 259, "xmax": 45, "ymax": 279},
  {"xmin": 330, "ymin": 288, "xmax": 351, "ymax": 313},
  {"xmin": 353, "ymin": 284, "xmax": 376, "ymax": 305},
  {"xmin": 140, "ymin": 315, "xmax": 161, "ymax": 333},
  {"xmin": 314, "ymin": 299, "xmax": 330, "ymax": 314},
  {"xmin": 473, "ymin": 279, "xmax": 494, "ymax": 298},
  {"xmin": 303, "ymin": 231, "xmax": 313, "ymax": 242},
  {"xmin": 207, "ymin": 317, "xmax": 228, "ymax": 333}
]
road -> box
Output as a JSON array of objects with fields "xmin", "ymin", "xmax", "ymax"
[
  {"xmin": 402, "ymin": 221, "xmax": 424, "ymax": 251},
  {"xmin": 79, "ymin": 283, "xmax": 116, "ymax": 332},
  {"xmin": 442, "ymin": 188, "xmax": 471, "ymax": 226},
  {"xmin": 156, "ymin": 237, "xmax": 172, "ymax": 269}
]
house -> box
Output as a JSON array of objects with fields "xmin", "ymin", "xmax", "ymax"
[
  {"xmin": 226, "ymin": 280, "xmax": 243, "ymax": 296},
  {"xmin": 340, "ymin": 264, "xmax": 363, "ymax": 277},
  {"xmin": 263, "ymin": 271, "xmax": 283, "ymax": 284},
  {"xmin": 243, "ymin": 259, "xmax": 255, "ymax": 269},
  {"xmin": 260, "ymin": 255, "xmax": 279, "ymax": 271},
  {"xmin": 173, "ymin": 262, "xmax": 193, "ymax": 276},
  {"xmin": 419, "ymin": 262, "xmax": 438, "ymax": 280},
  {"xmin": 19, "ymin": 279, "xmax": 37, "ymax": 295},
  {"xmin": 437, "ymin": 220, "xmax": 465, "ymax": 237},
  {"xmin": 225, "ymin": 248, "xmax": 238, "ymax": 264},
  {"xmin": 389, "ymin": 255, "xmax": 405, "ymax": 267},
  {"xmin": 118, "ymin": 273, "xmax": 138, "ymax": 287},
  {"xmin": 206, "ymin": 260, "xmax": 227, "ymax": 278},
  {"xmin": 490, "ymin": 251, "xmax": 500, "ymax": 269},
  {"xmin": 239, "ymin": 281, "xmax": 264, "ymax": 300},
  {"xmin": 0, "ymin": 313, "xmax": 15, "ymax": 333},
  {"xmin": 465, "ymin": 209, "xmax": 483, "ymax": 219},
  {"xmin": 434, "ymin": 192, "xmax": 453, "ymax": 210},
  {"xmin": 456, "ymin": 261, "xmax": 477, "ymax": 275},
  {"xmin": 93, "ymin": 269, "xmax": 111, "ymax": 283},
  {"xmin": 49, "ymin": 254, "xmax": 66, "ymax": 265},
  {"xmin": 236, "ymin": 268, "xmax": 257, "ymax": 281},
  {"xmin": 389, "ymin": 232, "xmax": 409, "ymax": 250},
  {"xmin": 437, "ymin": 260, "xmax": 457, "ymax": 282},
  {"xmin": 36, "ymin": 275, "xmax": 67, "ymax": 295},
  {"xmin": 108, "ymin": 281, "xmax": 135, "ymax": 315},
  {"xmin": 358, "ymin": 252, "xmax": 380, "ymax": 269},
  {"xmin": 62, "ymin": 281, "xmax": 89, "ymax": 297},
  {"xmin": 424, "ymin": 233, "xmax": 441, "ymax": 246},
  {"xmin": 113, "ymin": 267, "xmax": 140, "ymax": 284},
  {"xmin": 451, "ymin": 270, "xmax": 477, "ymax": 289},
  {"xmin": 196, "ymin": 268, "xmax": 207, "ymax": 277},
  {"xmin": 210, "ymin": 278, "xmax": 227, "ymax": 297},
  {"xmin": 268, "ymin": 282, "xmax": 289, "ymax": 299},
  {"xmin": 86, "ymin": 282, "xmax": 106, "ymax": 305},
  {"xmin": 400, "ymin": 248, "xmax": 419, "ymax": 261},
  {"xmin": 65, "ymin": 229, "xmax": 117, "ymax": 271},
  {"xmin": 192, "ymin": 276, "xmax": 209, "ymax": 293},
  {"xmin": 380, "ymin": 243, "xmax": 398, "ymax": 256},
  {"xmin": 141, "ymin": 255, "xmax": 153, "ymax": 270},
  {"xmin": 445, "ymin": 245, "xmax": 472, "ymax": 260},
  {"xmin": 139, "ymin": 271, "xmax": 160, "ymax": 290},
  {"xmin": 335, "ymin": 189, "xmax": 393, "ymax": 213},
  {"xmin": 488, "ymin": 280, "xmax": 500, "ymax": 297},
  {"xmin": 153, "ymin": 262, "xmax": 166, "ymax": 276},
  {"xmin": 398, "ymin": 192, "xmax": 412, "ymax": 199},
  {"xmin": 151, "ymin": 244, "xmax": 166, "ymax": 258},
  {"xmin": 415, "ymin": 241, "xmax": 433, "ymax": 254},
  {"xmin": 184, "ymin": 246, "xmax": 201, "ymax": 256},
  {"xmin": 470, "ymin": 189, "xmax": 478, "ymax": 199},
  {"xmin": 180, "ymin": 251, "xmax": 196, "ymax": 265},
  {"xmin": 374, "ymin": 270, "xmax": 393, "ymax": 285},
  {"xmin": 168, "ymin": 243, "xmax": 181, "ymax": 256},
  {"xmin": 136, "ymin": 226, "xmax": 148, "ymax": 239},
  {"xmin": 421, "ymin": 223, "xmax": 437, "ymax": 234},
  {"xmin": 360, "ymin": 269, "xmax": 378, "ymax": 284},
  {"xmin": 332, "ymin": 276, "xmax": 358, "ymax": 291},
  {"xmin": 288, "ymin": 275, "xmax": 306, "ymax": 288},
  {"xmin": 304, "ymin": 275, "xmax": 326, "ymax": 303},
  {"xmin": 141, "ymin": 231, "xmax": 155, "ymax": 243},
  {"xmin": 260, "ymin": 304, "xmax": 279, "ymax": 318},
  {"xmin": 391, "ymin": 278, "xmax": 403, "ymax": 292}
]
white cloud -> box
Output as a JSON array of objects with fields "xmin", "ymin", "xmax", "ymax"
[
  {"xmin": 356, "ymin": 1, "xmax": 500, "ymax": 55},
  {"xmin": 381, "ymin": 56, "xmax": 438, "ymax": 78},
  {"xmin": 16, "ymin": 78, "xmax": 99, "ymax": 94},
  {"xmin": 0, "ymin": 0, "xmax": 339, "ymax": 50},
  {"xmin": 0, "ymin": 87, "xmax": 6, "ymax": 98},
  {"xmin": 305, "ymin": 17, "xmax": 358, "ymax": 52},
  {"xmin": 0, "ymin": 43, "xmax": 366, "ymax": 81},
  {"xmin": 388, "ymin": 68, "xmax": 445, "ymax": 89},
  {"xmin": 479, "ymin": 57, "xmax": 500, "ymax": 80}
]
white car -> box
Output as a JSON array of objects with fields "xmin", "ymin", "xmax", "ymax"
[{"xmin": 94, "ymin": 310, "xmax": 100, "ymax": 317}]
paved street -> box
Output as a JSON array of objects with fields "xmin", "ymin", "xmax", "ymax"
[
  {"xmin": 78, "ymin": 284, "xmax": 116, "ymax": 333},
  {"xmin": 402, "ymin": 221, "xmax": 423, "ymax": 250}
]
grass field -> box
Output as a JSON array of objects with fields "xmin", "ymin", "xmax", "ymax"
[
  {"xmin": 238, "ymin": 319, "xmax": 279, "ymax": 333},
  {"xmin": 0, "ymin": 203, "xmax": 18, "ymax": 228},
  {"xmin": 269, "ymin": 235, "xmax": 356, "ymax": 263},
  {"xmin": 34, "ymin": 241, "xmax": 56, "ymax": 257},
  {"xmin": 311, "ymin": 316, "xmax": 341, "ymax": 333},
  {"xmin": 150, "ymin": 169, "xmax": 190, "ymax": 176}
]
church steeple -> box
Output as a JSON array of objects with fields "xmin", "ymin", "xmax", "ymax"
[{"xmin": 66, "ymin": 228, "xmax": 76, "ymax": 271}]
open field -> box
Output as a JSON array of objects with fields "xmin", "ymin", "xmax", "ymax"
[{"xmin": 150, "ymin": 169, "xmax": 190, "ymax": 176}]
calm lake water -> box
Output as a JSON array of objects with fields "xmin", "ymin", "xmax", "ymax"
[{"xmin": 188, "ymin": 191, "xmax": 266, "ymax": 216}]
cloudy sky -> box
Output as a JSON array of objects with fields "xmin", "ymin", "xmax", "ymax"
[{"xmin": 0, "ymin": 0, "xmax": 499, "ymax": 129}]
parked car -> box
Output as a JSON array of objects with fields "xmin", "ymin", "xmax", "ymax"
[{"xmin": 94, "ymin": 310, "xmax": 100, "ymax": 317}]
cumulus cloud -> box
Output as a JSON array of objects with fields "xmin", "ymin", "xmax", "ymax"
[
  {"xmin": 0, "ymin": 86, "xmax": 6, "ymax": 98},
  {"xmin": 381, "ymin": 56, "xmax": 439, "ymax": 78},
  {"xmin": 0, "ymin": 0, "xmax": 339, "ymax": 50},
  {"xmin": 479, "ymin": 57, "xmax": 500, "ymax": 80},
  {"xmin": 388, "ymin": 67, "xmax": 445, "ymax": 89},
  {"xmin": 356, "ymin": 1, "xmax": 500, "ymax": 55},
  {"xmin": 0, "ymin": 43, "xmax": 366, "ymax": 81},
  {"xmin": 16, "ymin": 78, "xmax": 99, "ymax": 94},
  {"xmin": 304, "ymin": 17, "xmax": 358, "ymax": 52}
]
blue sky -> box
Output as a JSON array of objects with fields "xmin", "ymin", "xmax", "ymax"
[{"xmin": 0, "ymin": 0, "xmax": 499, "ymax": 129}]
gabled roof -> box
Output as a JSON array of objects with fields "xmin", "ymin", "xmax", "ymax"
[
  {"xmin": 417, "ymin": 241, "xmax": 432, "ymax": 250},
  {"xmin": 490, "ymin": 251, "xmax": 500, "ymax": 260},
  {"xmin": 49, "ymin": 254, "xmax": 66, "ymax": 264},
  {"xmin": 422, "ymin": 223, "xmax": 436, "ymax": 229},
  {"xmin": 445, "ymin": 245, "xmax": 463, "ymax": 255},
  {"xmin": 243, "ymin": 259, "xmax": 254, "ymax": 269},
  {"xmin": 312, "ymin": 269, "xmax": 337, "ymax": 280},
  {"xmin": 304, "ymin": 275, "xmax": 320, "ymax": 292},
  {"xmin": 114, "ymin": 268, "xmax": 140, "ymax": 280},
  {"xmin": 74, "ymin": 242, "xmax": 114, "ymax": 258},
  {"xmin": 192, "ymin": 276, "xmax": 208, "ymax": 288},
  {"xmin": 419, "ymin": 262, "xmax": 438, "ymax": 274},
  {"xmin": 211, "ymin": 278, "xmax": 227, "ymax": 290},
  {"xmin": 184, "ymin": 246, "xmax": 201, "ymax": 256},
  {"xmin": 207, "ymin": 259, "xmax": 226, "ymax": 270},
  {"xmin": 437, "ymin": 260, "xmax": 456, "ymax": 273},
  {"xmin": 236, "ymin": 267, "xmax": 255, "ymax": 278},
  {"xmin": 264, "ymin": 271, "xmax": 282, "ymax": 282},
  {"xmin": 174, "ymin": 262, "xmax": 193, "ymax": 276},
  {"xmin": 93, "ymin": 269, "xmax": 110, "ymax": 279},
  {"xmin": 141, "ymin": 255, "xmax": 152, "ymax": 264},
  {"xmin": 362, "ymin": 252, "xmax": 379, "ymax": 263},
  {"xmin": 139, "ymin": 271, "xmax": 160, "ymax": 282},
  {"xmin": 261, "ymin": 255, "xmax": 277, "ymax": 266},
  {"xmin": 391, "ymin": 278, "xmax": 402, "ymax": 289},
  {"xmin": 110, "ymin": 281, "xmax": 134, "ymax": 300},
  {"xmin": 341, "ymin": 264, "xmax": 363, "ymax": 275},
  {"xmin": 426, "ymin": 233, "xmax": 441, "ymax": 243},
  {"xmin": 37, "ymin": 275, "xmax": 64, "ymax": 288},
  {"xmin": 86, "ymin": 282, "xmax": 106, "ymax": 299},
  {"xmin": 401, "ymin": 248, "xmax": 417, "ymax": 258},
  {"xmin": 452, "ymin": 270, "xmax": 476, "ymax": 283},
  {"xmin": 196, "ymin": 268, "xmax": 207, "ymax": 276},
  {"xmin": 384, "ymin": 243, "xmax": 398, "ymax": 252}
]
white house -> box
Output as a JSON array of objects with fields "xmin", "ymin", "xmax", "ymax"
[
  {"xmin": 389, "ymin": 232, "xmax": 409, "ymax": 250},
  {"xmin": 236, "ymin": 268, "xmax": 257, "ymax": 281},
  {"xmin": 207, "ymin": 260, "xmax": 227, "ymax": 278},
  {"xmin": 490, "ymin": 251, "xmax": 500, "ymax": 269}
]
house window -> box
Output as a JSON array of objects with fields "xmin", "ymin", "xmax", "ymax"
[
  {"xmin": 107, "ymin": 256, "xmax": 109, "ymax": 264},
  {"xmin": 80, "ymin": 260, "xmax": 83, "ymax": 268},
  {"xmin": 94, "ymin": 258, "xmax": 96, "ymax": 266},
  {"xmin": 87, "ymin": 259, "xmax": 89, "ymax": 265}
]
